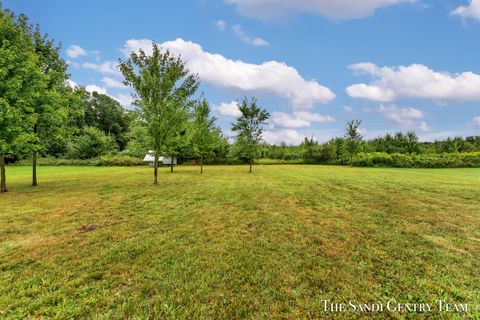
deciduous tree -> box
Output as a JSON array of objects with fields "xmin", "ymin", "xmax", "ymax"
[
  {"xmin": 119, "ymin": 43, "xmax": 199, "ymax": 184},
  {"xmin": 0, "ymin": 7, "xmax": 40, "ymax": 193},
  {"xmin": 29, "ymin": 26, "xmax": 69, "ymax": 186},
  {"xmin": 231, "ymin": 97, "xmax": 270, "ymax": 173},
  {"xmin": 191, "ymin": 98, "xmax": 217, "ymax": 174},
  {"xmin": 344, "ymin": 120, "xmax": 362, "ymax": 165}
]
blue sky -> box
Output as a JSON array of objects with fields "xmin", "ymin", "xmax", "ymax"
[{"xmin": 4, "ymin": 0, "xmax": 480, "ymax": 144}]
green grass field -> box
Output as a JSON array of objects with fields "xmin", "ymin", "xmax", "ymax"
[{"xmin": 1, "ymin": 165, "xmax": 479, "ymax": 319}]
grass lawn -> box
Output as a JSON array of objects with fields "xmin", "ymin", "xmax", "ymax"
[{"xmin": 1, "ymin": 165, "xmax": 479, "ymax": 319}]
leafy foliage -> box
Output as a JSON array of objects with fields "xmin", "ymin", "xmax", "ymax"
[
  {"xmin": 191, "ymin": 98, "xmax": 217, "ymax": 173},
  {"xmin": 344, "ymin": 119, "xmax": 363, "ymax": 164},
  {"xmin": 66, "ymin": 127, "xmax": 118, "ymax": 159},
  {"xmin": 119, "ymin": 43, "xmax": 199, "ymax": 181},
  {"xmin": 0, "ymin": 6, "xmax": 44, "ymax": 191},
  {"xmin": 231, "ymin": 97, "xmax": 270, "ymax": 172}
]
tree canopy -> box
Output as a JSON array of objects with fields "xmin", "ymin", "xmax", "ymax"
[
  {"xmin": 231, "ymin": 97, "xmax": 270, "ymax": 173},
  {"xmin": 119, "ymin": 43, "xmax": 199, "ymax": 183}
]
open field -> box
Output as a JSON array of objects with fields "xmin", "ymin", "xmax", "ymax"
[{"xmin": 1, "ymin": 165, "xmax": 479, "ymax": 319}]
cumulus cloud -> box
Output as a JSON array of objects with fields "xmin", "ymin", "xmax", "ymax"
[
  {"xmin": 271, "ymin": 111, "xmax": 335, "ymax": 129},
  {"xmin": 232, "ymin": 24, "xmax": 269, "ymax": 46},
  {"xmin": 217, "ymin": 19, "xmax": 227, "ymax": 30},
  {"xmin": 82, "ymin": 61, "xmax": 120, "ymax": 76},
  {"xmin": 85, "ymin": 84, "xmax": 107, "ymax": 95},
  {"xmin": 346, "ymin": 62, "xmax": 480, "ymax": 102},
  {"xmin": 263, "ymin": 128, "xmax": 305, "ymax": 145},
  {"xmin": 419, "ymin": 121, "xmax": 430, "ymax": 132},
  {"xmin": 121, "ymin": 38, "xmax": 335, "ymax": 109},
  {"xmin": 452, "ymin": 0, "xmax": 480, "ymax": 21},
  {"xmin": 66, "ymin": 45, "xmax": 86, "ymax": 58},
  {"xmin": 114, "ymin": 93, "xmax": 134, "ymax": 107},
  {"xmin": 101, "ymin": 77, "xmax": 126, "ymax": 89},
  {"xmin": 473, "ymin": 116, "xmax": 480, "ymax": 129},
  {"xmin": 225, "ymin": 0, "xmax": 415, "ymax": 20},
  {"xmin": 213, "ymin": 101, "xmax": 242, "ymax": 118},
  {"xmin": 66, "ymin": 79, "xmax": 79, "ymax": 89},
  {"xmin": 271, "ymin": 112, "xmax": 310, "ymax": 128},
  {"xmin": 378, "ymin": 104, "xmax": 430, "ymax": 131}
]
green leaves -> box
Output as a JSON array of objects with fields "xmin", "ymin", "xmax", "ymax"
[
  {"xmin": 119, "ymin": 43, "xmax": 199, "ymax": 156},
  {"xmin": 231, "ymin": 97, "xmax": 270, "ymax": 165},
  {"xmin": 191, "ymin": 98, "xmax": 218, "ymax": 160},
  {"xmin": 0, "ymin": 7, "xmax": 40, "ymax": 156}
]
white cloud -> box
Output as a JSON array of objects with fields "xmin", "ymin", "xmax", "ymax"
[
  {"xmin": 346, "ymin": 63, "xmax": 480, "ymax": 102},
  {"xmin": 217, "ymin": 19, "xmax": 227, "ymax": 30},
  {"xmin": 452, "ymin": 0, "xmax": 480, "ymax": 21},
  {"xmin": 473, "ymin": 116, "xmax": 480, "ymax": 129},
  {"xmin": 101, "ymin": 77, "xmax": 126, "ymax": 89},
  {"xmin": 419, "ymin": 121, "xmax": 430, "ymax": 132},
  {"xmin": 378, "ymin": 104, "xmax": 430, "ymax": 131},
  {"xmin": 213, "ymin": 101, "xmax": 242, "ymax": 118},
  {"xmin": 66, "ymin": 45, "xmax": 86, "ymax": 58},
  {"xmin": 232, "ymin": 24, "xmax": 269, "ymax": 46},
  {"xmin": 66, "ymin": 79, "xmax": 79, "ymax": 89},
  {"xmin": 225, "ymin": 0, "xmax": 416, "ymax": 20},
  {"xmin": 295, "ymin": 111, "xmax": 335, "ymax": 123},
  {"xmin": 82, "ymin": 61, "xmax": 120, "ymax": 76},
  {"xmin": 344, "ymin": 106, "xmax": 354, "ymax": 113},
  {"xmin": 271, "ymin": 111, "xmax": 334, "ymax": 129},
  {"xmin": 114, "ymin": 93, "xmax": 134, "ymax": 107},
  {"xmin": 85, "ymin": 84, "xmax": 107, "ymax": 95},
  {"xmin": 121, "ymin": 38, "xmax": 335, "ymax": 109},
  {"xmin": 272, "ymin": 112, "xmax": 311, "ymax": 128},
  {"xmin": 263, "ymin": 129, "xmax": 304, "ymax": 145},
  {"xmin": 66, "ymin": 60, "xmax": 80, "ymax": 69}
]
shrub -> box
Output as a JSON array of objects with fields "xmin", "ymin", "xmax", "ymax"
[
  {"xmin": 66, "ymin": 127, "xmax": 118, "ymax": 159},
  {"xmin": 98, "ymin": 155, "xmax": 144, "ymax": 166},
  {"xmin": 13, "ymin": 155, "xmax": 145, "ymax": 166},
  {"xmin": 350, "ymin": 152, "xmax": 480, "ymax": 168}
]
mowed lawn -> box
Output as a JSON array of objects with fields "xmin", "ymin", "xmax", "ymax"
[{"xmin": 1, "ymin": 165, "xmax": 479, "ymax": 319}]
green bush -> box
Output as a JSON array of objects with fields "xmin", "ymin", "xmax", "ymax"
[
  {"xmin": 14, "ymin": 155, "xmax": 145, "ymax": 166},
  {"xmin": 350, "ymin": 152, "xmax": 480, "ymax": 168},
  {"xmin": 14, "ymin": 157, "xmax": 98, "ymax": 166},
  {"xmin": 66, "ymin": 127, "xmax": 118, "ymax": 159},
  {"xmin": 98, "ymin": 155, "xmax": 144, "ymax": 166}
]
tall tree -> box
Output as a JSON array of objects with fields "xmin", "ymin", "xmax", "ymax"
[
  {"xmin": 344, "ymin": 120, "xmax": 363, "ymax": 165},
  {"xmin": 231, "ymin": 97, "xmax": 270, "ymax": 173},
  {"xmin": 83, "ymin": 90, "xmax": 132, "ymax": 149},
  {"xmin": 191, "ymin": 98, "xmax": 217, "ymax": 174},
  {"xmin": 119, "ymin": 43, "xmax": 199, "ymax": 184},
  {"xmin": 0, "ymin": 7, "xmax": 40, "ymax": 193},
  {"xmin": 29, "ymin": 25, "xmax": 69, "ymax": 186}
]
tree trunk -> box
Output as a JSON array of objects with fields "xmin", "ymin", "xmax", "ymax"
[
  {"xmin": 200, "ymin": 156, "xmax": 203, "ymax": 174},
  {"xmin": 249, "ymin": 159, "xmax": 253, "ymax": 173},
  {"xmin": 153, "ymin": 153, "xmax": 158, "ymax": 185},
  {"xmin": 170, "ymin": 155, "xmax": 174, "ymax": 173},
  {"xmin": 32, "ymin": 152, "xmax": 38, "ymax": 187},
  {"xmin": 0, "ymin": 155, "xmax": 7, "ymax": 193}
]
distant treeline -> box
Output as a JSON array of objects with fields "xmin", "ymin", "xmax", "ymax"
[
  {"xmin": 6, "ymin": 86, "xmax": 480, "ymax": 168},
  {"xmin": 9, "ymin": 94, "xmax": 480, "ymax": 169},
  {"xmin": 259, "ymin": 133, "xmax": 480, "ymax": 166}
]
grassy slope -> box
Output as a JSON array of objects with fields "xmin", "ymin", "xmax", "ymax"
[{"xmin": 0, "ymin": 165, "xmax": 479, "ymax": 319}]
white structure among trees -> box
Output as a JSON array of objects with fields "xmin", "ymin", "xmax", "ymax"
[{"xmin": 143, "ymin": 151, "xmax": 177, "ymax": 165}]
